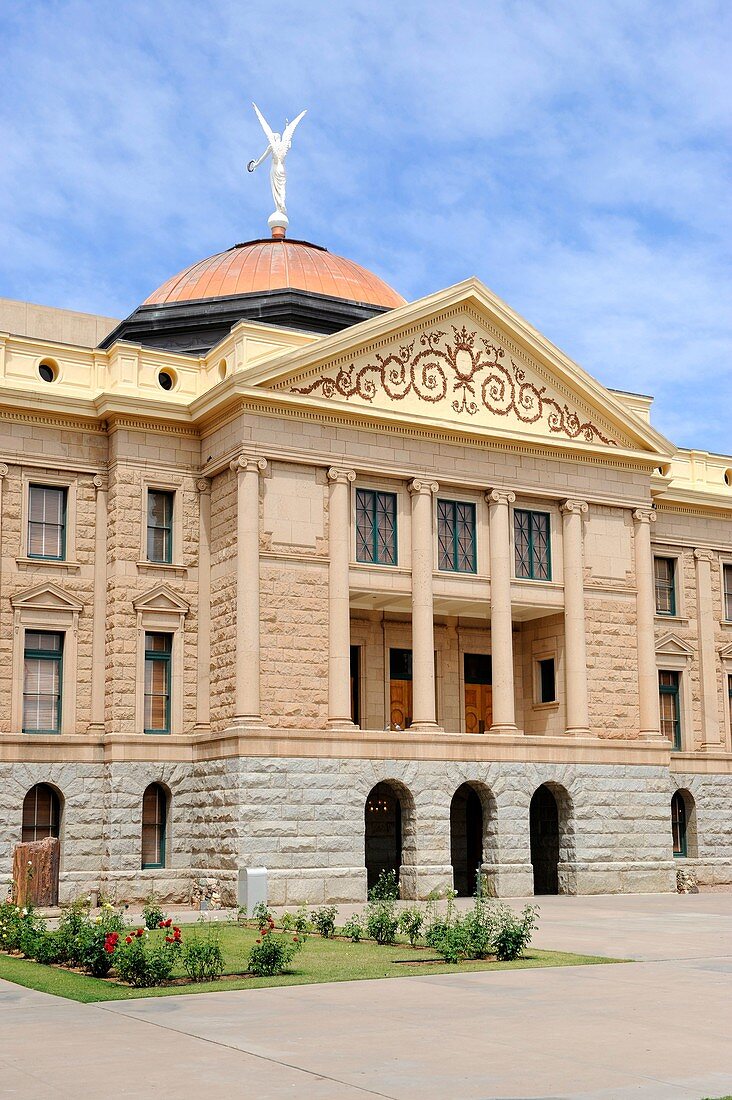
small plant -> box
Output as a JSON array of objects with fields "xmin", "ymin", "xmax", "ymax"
[
  {"xmin": 142, "ymin": 894, "xmax": 166, "ymax": 931},
  {"xmin": 252, "ymin": 901, "xmax": 273, "ymax": 928},
  {"xmin": 343, "ymin": 913, "xmax": 365, "ymax": 943},
  {"xmin": 280, "ymin": 911, "xmax": 295, "ymax": 931},
  {"xmin": 398, "ymin": 906, "xmax": 424, "ymax": 947},
  {"xmin": 310, "ymin": 905, "xmax": 337, "ymax": 939},
  {"xmin": 248, "ymin": 932, "xmax": 303, "ymax": 977},
  {"xmin": 182, "ymin": 924, "xmax": 225, "ymax": 982},
  {"xmin": 368, "ymin": 869, "xmax": 399, "ymax": 901},
  {"xmin": 366, "ymin": 899, "xmax": 398, "ymax": 945},
  {"xmin": 491, "ymin": 904, "xmax": 539, "ymax": 962},
  {"xmin": 0, "ymin": 900, "xmax": 41, "ymax": 953},
  {"xmin": 293, "ymin": 905, "xmax": 312, "ymax": 935},
  {"xmin": 33, "ymin": 930, "xmax": 63, "ymax": 965},
  {"xmin": 115, "ymin": 928, "xmax": 181, "ymax": 987}
]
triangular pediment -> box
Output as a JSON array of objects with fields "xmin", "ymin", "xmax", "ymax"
[
  {"xmin": 655, "ymin": 633, "xmax": 694, "ymax": 658},
  {"xmin": 243, "ymin": 280, "xmax": 673, "ymax": 458},
  {"xmin": 11, "ymin": 582, "xmax": 84, "ymax": 612},
  {"xmin": 132, "ymin": 585, "xmax": 189, "ymax": 615},
  {"xmin": 719, "ymin": 643, "xmax": 732, "ymax": 660}
]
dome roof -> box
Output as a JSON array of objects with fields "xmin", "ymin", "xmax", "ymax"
[{"xmin": 144, "ymin": 238, "xmax": 405, "ymax": 309}]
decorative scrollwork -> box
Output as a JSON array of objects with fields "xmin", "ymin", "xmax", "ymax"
[{"xmin": 292, "ymin": 326, "xmax": 617, "ymax": 446}]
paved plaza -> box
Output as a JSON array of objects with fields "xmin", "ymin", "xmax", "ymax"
[{"xmin": 1, "ymin": 893, "xmax": 731, "ymax": 1099}]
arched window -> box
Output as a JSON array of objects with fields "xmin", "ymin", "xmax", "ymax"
[
  {"xmin": 671, "ymin": 791, "xmax": 688, "ymax": 857},
  {"xmin": 22, "ymin": 784, "xmax": 61, "ymax": 843},
  {"xmin": 141, "ymin": 783, "xmax": 168, "ymax": 869}
]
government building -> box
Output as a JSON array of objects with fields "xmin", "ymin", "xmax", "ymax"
[{"xmin": 1, "ymin": 223, "xmax": 731, "ymax": 905}]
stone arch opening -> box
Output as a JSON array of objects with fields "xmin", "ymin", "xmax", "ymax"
[
  {"xmin": 450, "ymin": 782, "xmax": 498, "ymax": 897},
  {"xmin": 529, "ymin": 783, "xmax": 574, "ymax": 895},
  {"xmin": 672, "ymin": 788, "xmax": 698, "ymax": 859},
  {"xmin": 22, "ymin": 783, "xmax": 62, "ymax": 844},
  {"xmin": 364, "ymin": 780, "xmax": 415, "ymax": 895},
  {"xmin": 142, "ymin": 782, "xmax": 170, "ymax": 869}
]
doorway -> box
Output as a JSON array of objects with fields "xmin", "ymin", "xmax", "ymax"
[
  {"xmin": 529, "ymin": 784, "xmax": 560, "ymax": 894},
  {"xmin": 463, "ymin": 653, "xmax": 492, "ymax": 734}
]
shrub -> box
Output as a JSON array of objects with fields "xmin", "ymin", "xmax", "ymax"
[
  {"xmin": 34, "ymin": 931, "xmax": 64, "ymax": 965},
  {"xmin": 182, "ymin": 925, "xmax": 225, "ymax": 982},
  {"xmin": 491, "ymin": 904, "xmax": 539, "ymax": 962},
  {"xmin": 55, "ymin": 904, "xmax": 92, "ymax": 966},
  {"xmin": 115, "ymin": 930, "xmax": 180, "ymax": 987},
  {"xmin": 310, "ymin": 905, "xmax": 337, "ymax": 939},
  {"xmin": 252, "ymin": 901, "xmax": 273, "ymax": 927},
  {"xmin": 54, "ymin": 902, "xmax": 126, "ymax": 976},
  {"xmin": 248, "ymin": 932, "xmax": 303, "ymax": 976},
  {"xmin": 368, "ymin": 869, "xmax": 399, "ymax": 901},
  {"xmin": 343, "ymin": 913, "xmax": 365, "ymax": 943},
  {"xmin": 280, "ymin": 911, "xmax": 295, "ymax": 931},
  {"xmin": 0, "ymin": 901, "xmax": 44, "ymax": 953},
  {"xmin": 398, "ymin": 906, "xmax": 424, "ymax": 947},
  {"xmin": 293, "ymin": 906, "xmax": 312, "ymax": 935},
  {"xmin": 142, "ymin": 894, "xmax": 166, "ymax": 931},
  {"xmin": 366, "ymin": 900, "xmax": 398, "ymax": 946}
]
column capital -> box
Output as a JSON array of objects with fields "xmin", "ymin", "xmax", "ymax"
[
  {"xmin": 0, "ymin": 462, "xmax": 8, "ymax": 480},
  {"xmin": 327, "ymin": 466, "xmax": 356, "ymax": 485},
  {"xmin": 633, "ymin": 508, "xmax": 656, "ymax": 525},
  {"xmin": 694, "ymin": 547, "xmax": 715, "ymax": 563},
  {"xmin": 560, "ymin": 498, "xmax": 589, "ymax": 516},
  {"xmin": 230, "ymin": 455, "xmax": 268, "ymax": 475},
  {"xmin": 486, "ymin": 488, "xmax": 516, "ymax": 507},
  {"xmin": 92, "ymin": 473, "xmax": 108, "ymax": 493},
  {"xmin": 195, "ymin": 477, "xmax": 211, "ymax": 495},
  {"xmin": 408, "ymin": 478, "xmax": 439, "ymax": 497}
]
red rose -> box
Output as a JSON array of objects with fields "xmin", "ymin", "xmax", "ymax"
[
  {"xmin": 104, "ymin": 944, "xmax": 114, "ymax": 953},
  {"xmin": 165, "ymin": 935, "xmax": 173, "ymax": 943},
  {"xmin": 136, "ymin": 928, "xmax": 144, "ymax": 937},
  {"xmin": 125, "ymin": 935, "xmax": 133, "ymax": 944},
  {"xmin": 256, "ymin": 938, "xmax": 261, "ymax": 944}
]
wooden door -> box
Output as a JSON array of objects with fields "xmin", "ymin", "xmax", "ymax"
[
  {"xmin": 390, "ymin": 680, "xmax": 413, "ymax": 729},
  {"xmin": 464, "ymin": 683, "xmax": 492, "ymax": 733}
]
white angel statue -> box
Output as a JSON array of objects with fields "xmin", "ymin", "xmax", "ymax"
[{"xmin": 247, "ymin": 103, "xmax": 307, "ymax": 228}]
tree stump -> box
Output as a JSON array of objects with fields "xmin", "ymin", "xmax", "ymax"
[{"xmin": 13, "ymin": 838, "xmax": 60, "ymax": 907}]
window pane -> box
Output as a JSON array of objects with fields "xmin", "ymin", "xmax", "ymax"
[
  {"xmin": 514, "ymin": 510, "xmax": 531, "ymax": 578},
  {"xmin": 23, "ymin": 634, "xmax": 62, "ymax": 733},
  {"xmin": 142, "ymin": 785, "xmax": 166, "ymax": 867},
  {"xmin": 455, "ymin": 503, "xmax": 476, "ymax": 572},
  {"xmin": 654, "ymin": 557, "xmax": 675, "ymax": 615},
  {"xmin": 376, "ymin": 493, "xmax": 396, "ymax": 565},
  {"xmin": 355, "ymin": 489, "xmax": 374, "ymax": 563},
  {"xmin": 724, "ymin": 565, "xmax": 732, "ymax": 621},
  {"xmin": 28, "ymin": 486, "xmax": 65, "ymax": 559},
  {"xmin": 531, "ymin": 513, "xmax": 550, "ymax": 580},
  {"xmin": 437, "ymin": 500, "xmax": 455, "ymax": 570},
  {"xmin": 147, "ymin": 490, "xmax": 173, "ymax": 562},
  {"xmin": 539, "ymin": 658, "xmax": 556, "ymax": 703}
]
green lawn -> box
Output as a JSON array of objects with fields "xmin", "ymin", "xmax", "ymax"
[{"xmin": 0, "ymin": 922, "xmax": 621, "ymax": 1003}]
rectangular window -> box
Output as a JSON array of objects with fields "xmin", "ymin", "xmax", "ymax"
[
  {"xmin": 659, "ymin": 670, "xmax": 681, "ymax": 750},
  {"xmin": 350, "ymin": 645, "xmax": 360, "ymax": 726},
  {"xmin": 23, "ymin": 631, "xmax": 63, "ymax": 733},
  {"xmin": 724, "ymin": 564, "xmax": 732, "ymax": 622},
  {"xmin": 654, "ymin": 557, "xmax": 676, "ymax": 616},
  {"xmin": 537, "ymin": 657, "xmax": 557, "ymax": 703},
  {"xmin": 356, "ymin": 489, "xmax": 397, "ymax": 566},
  {"xmin": 144, "ymin": 633, "xmax": 172, "ymax": 734},
  {"xmin": 728, "ymin": 675, "xmax": 732, "ymax": 744},
  {"xmin": 147, "ymin": 490, "xmax": 174, "ymax": 563},
  {"xmin": 514, "ymin": 509, "xmax": 551, "ymax": 581},
  {"xmin": 437, "ymin": 500, "xmax": 476, "ymax": 573},
  {"xmin": 28, "ymin": 485, "xmax": 66, "ymax": 560},
  {"xmin": 141, "ymin": 785, "xmax": 167, "ymax": 868}
]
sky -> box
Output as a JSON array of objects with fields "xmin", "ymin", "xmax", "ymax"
[{"xmin": 1, "ymin": 0, "xmax": 730, "ymax": 452}]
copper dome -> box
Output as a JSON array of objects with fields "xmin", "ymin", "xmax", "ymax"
[{"xmin": 144, "ymin": 238, "xmax": 405, "ymax": 309}]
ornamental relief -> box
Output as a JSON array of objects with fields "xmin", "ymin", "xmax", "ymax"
[{"xmin": 290, "ymin": 324, "xmax": 618, "ymax": 446}]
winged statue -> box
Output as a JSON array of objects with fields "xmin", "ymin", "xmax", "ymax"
[{"xmin": 247, "ymin": 103, "xmax": 307, "ymax": 225}]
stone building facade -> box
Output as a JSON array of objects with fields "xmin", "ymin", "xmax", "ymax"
[{"xmin": 0, "ymin": 237, "xmax": 730, "ymax": 906}]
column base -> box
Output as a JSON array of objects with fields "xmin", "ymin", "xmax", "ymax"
[
  {"xmin": 565, "ymin": 726, "xmax": 591, "ymax": 737},
  {"xmin": 409, "ymin": 721, "xmax": 444, "ymax": 733},
  {"xmin": 327, "ymin": 718, "xmax": 358, "ymax": 731},
  {"xmin": 489, "ymin": 723, "xmax": 519, "ymax": 736},
  {"xmin": 230, "ymin": 715, "xmax": 268, "ymax": 731}
]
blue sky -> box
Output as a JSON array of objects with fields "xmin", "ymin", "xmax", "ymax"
[{"xmin": 1, "ymin": 1, "xmax": 730, "ymax": 452}]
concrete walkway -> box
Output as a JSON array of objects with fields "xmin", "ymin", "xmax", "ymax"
[{"xmin": 2, "ymin": 893, "xmax": 731, "ymax": 1099}]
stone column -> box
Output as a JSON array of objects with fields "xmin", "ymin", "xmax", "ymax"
[
  {"xmin": 230, "ymin": 456, "xmax": 268, "ymax": 728},
  {"xmin": 633, "ymin": 509, "xmax": 661, "ymax": 739},
  {"xmin": 89, "ymin": 474, "xmax": 108, "ymax": 732},
  {"xmin": 195, "ymin": 478, "xmax": 211, "ymax": 733},
  {"xmin": 0, "ymin": 463, "xmax": 7, "ymax": 634},
  {"xmin": 408, "ymin": 479, "xmax": 441, "ymax": 732},
  {"xmin": 327, "ymin": 467, "xmax": 357, "ymax": 729},
  {"xmin": 694, "ymin": 548, "xmax": 722, "ymax": 750},
  {"xmin": 560, "ymin": 499, "xmax": 590, "ymax": 736},
  {"xmin": 487, "ymin": 489, "xmax": 517, "ymax": 733}
]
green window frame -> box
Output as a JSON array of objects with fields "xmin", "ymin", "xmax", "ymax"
[
  {"xmin": 671, "ymin": 791, "xmax": 687, "ymax": 857},
  {"xmin": 437, "ymin": 499, "xmax": 476, "ymax": 573},
  {"xmin": 659, "ymin": 670, "xmax": 681, "ymax": 750},
  {"xmin": 654, "ymin": 556, "xmax": 676, "ymax": 616},
  {"xmin": 514, "ymin": 509, "xmax": 551, "ymax": 581},
  {"xmin": 147, "ymin": 489, "xmax": 174, "ymax": 564},
  {"xmin": 141, "ymin": 783, "xmax": 167, "ymax": 869},
  {"xmin": 355, "ymin": 489, "xmax": 397, "ymax": 566},
  {"xmin": 23, "ymin": 631, "xmax": 63, "ymax": 734},
  {"xmin": 28, "ymin": 485, "xmax": 67, "ymax": 561},
  {"xmin": 724, "ymin": 564, "xmax": 732, "ymax": 622},
  {"xmin": 144, "ymin": 633, "xmax": 172, "ymax": 734}
]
